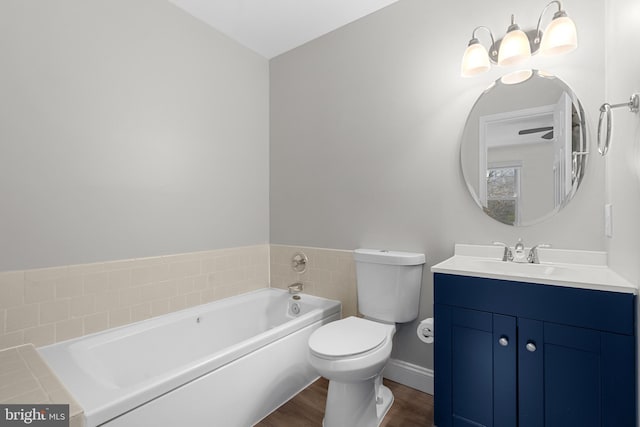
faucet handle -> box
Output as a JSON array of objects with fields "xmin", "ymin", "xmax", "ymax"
[
  {"xmin": 493, "ymin": 241, "xmax": 513, "ymax": 262},
  {"xmin": 527, "ymin": 244, "xmax": 551, "ymax": 264}
]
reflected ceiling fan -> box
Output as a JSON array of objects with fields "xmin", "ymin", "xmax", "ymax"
[{"xmin": 518, "ymin": 126, "xmax": 554, "ymax": 140}]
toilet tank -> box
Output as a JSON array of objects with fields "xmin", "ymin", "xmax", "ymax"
[{"xmin": 354, "ymin": 249, "xmax": 425, "ymax": 323}]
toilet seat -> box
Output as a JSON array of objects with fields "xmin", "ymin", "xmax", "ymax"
[{"xmin": 309, "ymin": 317, "xmax": 392, "ymax": 359}]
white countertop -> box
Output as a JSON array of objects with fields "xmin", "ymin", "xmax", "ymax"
[{"xmin": 431, "ymin": 244, "xmax": 637, "ymax": 294}]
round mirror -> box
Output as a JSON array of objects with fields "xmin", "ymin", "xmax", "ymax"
[{"xmin": 460, "ymin": 70, "xmax": 587, "ymax": 226}]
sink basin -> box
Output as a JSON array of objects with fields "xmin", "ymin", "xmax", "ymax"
[
  {"xmin": 466, "ymin": 259, "xmax": 567, "ymax": 278},
  {"xmin": 431, "ymin": 244, "xmax": 636, "ymax": 294}
]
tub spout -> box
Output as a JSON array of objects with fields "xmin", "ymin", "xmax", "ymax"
[{"xmin": 288, "ymin": 282, "xmax": 303, "ymax": 294}]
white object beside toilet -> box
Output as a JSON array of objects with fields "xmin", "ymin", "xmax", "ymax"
[
  {"xmin": 417, "ymin": 317, "xmax": 434, "ymax": 344},
  {"xmin": 308, "ymin": 249, "xmax": 425, "ymax": 427}
]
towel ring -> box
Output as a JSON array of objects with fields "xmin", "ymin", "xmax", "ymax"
[{"xmin": 597, "ymin": 93, "xmax": 639, "ymax": 156}]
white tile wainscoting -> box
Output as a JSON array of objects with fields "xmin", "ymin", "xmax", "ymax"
[
  {"xmin": 0, "ymin": 245, "xmax": 270, "ymax": 351},
  {"xmin": 2, "ymin": 244, "xmax": 374, "ymax": 352},
  {"xmin": 270, "ymin": 245, "xmax": 358, "ymax": 318}
]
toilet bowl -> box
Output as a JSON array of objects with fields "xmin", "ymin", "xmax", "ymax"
[
  {"xmin": 309, "ymin": 316, "xmax": 395, "ymax": 382},
  {"xmin": 308, "ymin": 316, "xmax": 395, "ymax": 427},
  {"xmin": 307, "ymin": 249, "xmax": 425, "ymax": 427}
]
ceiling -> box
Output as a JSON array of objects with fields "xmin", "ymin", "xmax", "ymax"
[{"xmin": 168, "ymin": 0, "xmax": 401, "ymax": 59}]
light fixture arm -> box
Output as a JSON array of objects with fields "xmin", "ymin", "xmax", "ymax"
[
  {"xmin": 534, "ymin": 0, "xmax": 564, "ymax": 46},
  {"xmin": 470, "ymin": 26, "xmax": 498, "ymax": 63},
  {"xmin": 506, "ymin": 14, "xmax": 519, "ymax": 33}
]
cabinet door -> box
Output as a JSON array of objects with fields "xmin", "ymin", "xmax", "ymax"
[
  {"xmin": 543, "ymin": 323, "xmax": 635, "ymax": 427},
  {"xmin": 519, "ymin": 320, "xmax": 636, "ymax": 427},
  {"xmin": 434, "ymin": 305, "xmax": 516, "ymax": 427}
]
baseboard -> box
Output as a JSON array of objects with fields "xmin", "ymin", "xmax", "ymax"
[{"xmin": 383, "ymin": 358, "xmax": 434, "ymax": 395}]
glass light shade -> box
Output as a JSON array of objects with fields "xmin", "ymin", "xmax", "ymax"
[
  {"xmin": 498, "ymin": 28, "xmax": 531, "ymax": 66},
  {"xmin": 461, "ymin": 42, "xmax": 491, "ymax": 77},
  {"xmin": 540, "ymin": 16, "xmax": 577, "ymax": 56}
]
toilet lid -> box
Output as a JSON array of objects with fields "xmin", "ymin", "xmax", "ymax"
[{"xmin": 309, "ymin": 316, "xmax": 391, "ymax": 358}]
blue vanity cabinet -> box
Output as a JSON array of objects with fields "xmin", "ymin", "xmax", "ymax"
[{"xmin": 434, "ymin": 273, "xmax": 636, "ymax": 427}]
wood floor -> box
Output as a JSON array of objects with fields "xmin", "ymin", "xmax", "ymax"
[{"xmin": 256, "ymin": 378, "xmax": 434, "ymax": 427}]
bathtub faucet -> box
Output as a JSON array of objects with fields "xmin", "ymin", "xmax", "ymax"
[{"xmin": 288, "ymin": 282, "xmax": 303, "ymax": 294}]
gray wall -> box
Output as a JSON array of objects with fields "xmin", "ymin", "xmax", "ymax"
[
  {"xmin": 270, "ymin": 0, "xmax": 606, "ymax": 369},
  {"xmin": 605, "ymin": 0, "xmax": 640, "ymax": 290},
  {"xmin": 604, "ymin": 1, "xmax": 640, "ymax": 420},
  {"xmin": 0, "ymin": 0, "xmax": 270, "ymax": 271}
]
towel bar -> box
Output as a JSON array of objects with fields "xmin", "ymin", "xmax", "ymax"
[{"xmin": 597, "ymin": 93, "xmax": 639, "ymax": 156}]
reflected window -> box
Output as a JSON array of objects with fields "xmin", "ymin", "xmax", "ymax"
[{"xmin": 486, "ymin": 164, "xmax": 521, "ymax": 225}]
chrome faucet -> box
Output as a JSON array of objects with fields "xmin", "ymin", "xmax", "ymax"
[
  {"xmin": 527, "ymin": 244, "xmax": 551, "ymax": 264},
  {"xmin": 288, "ymin": 282, "xmax": 303, "ymax": 294},
  {"xmin": 512, "ymin": 238, "xmax": 527, "ymax": 263},
  {"xmin": 494, "ymin": 240, "xmax": 551, "ymax": 264},
  {"xmin": 493, "ymin": 242, "xmax": 513, "ymax": 262}
]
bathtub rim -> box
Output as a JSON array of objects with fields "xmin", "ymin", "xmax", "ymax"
[{"xmin": 38, "ymin": 288, "xmax": 341, "ymax": 427}]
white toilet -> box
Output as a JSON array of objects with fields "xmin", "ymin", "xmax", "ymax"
[{"xmin": 308, "ymin": 249, "xmax": 425, "ymax": 427}]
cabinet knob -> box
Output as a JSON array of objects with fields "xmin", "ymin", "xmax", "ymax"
[
  {"xmin": 526, "ymin": 341, "xmax": 537, "ymax": 352},
  {"xmin": 498, "ymin": 336, "xmax": 509, "ymax": 347}
]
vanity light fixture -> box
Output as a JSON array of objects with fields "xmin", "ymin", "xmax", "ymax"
[
  {"xmin": 460, "ymin": 26, "xmax": 497, "ymax": 77},
  {"xmin": 536, "ymin": 2, "xmax": 578, "ymax": 56},
  {"xmin": 497, "ymin": 15, "xmax": 531, "ymax": 67},
  {"xmin": 461, "ymin": 0, "xmax": 577, "ymax": 77}
]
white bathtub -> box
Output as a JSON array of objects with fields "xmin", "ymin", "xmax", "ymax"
[{"xmin": 38, "ymin": 288, "xmax": 341, "ymax": 427}]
